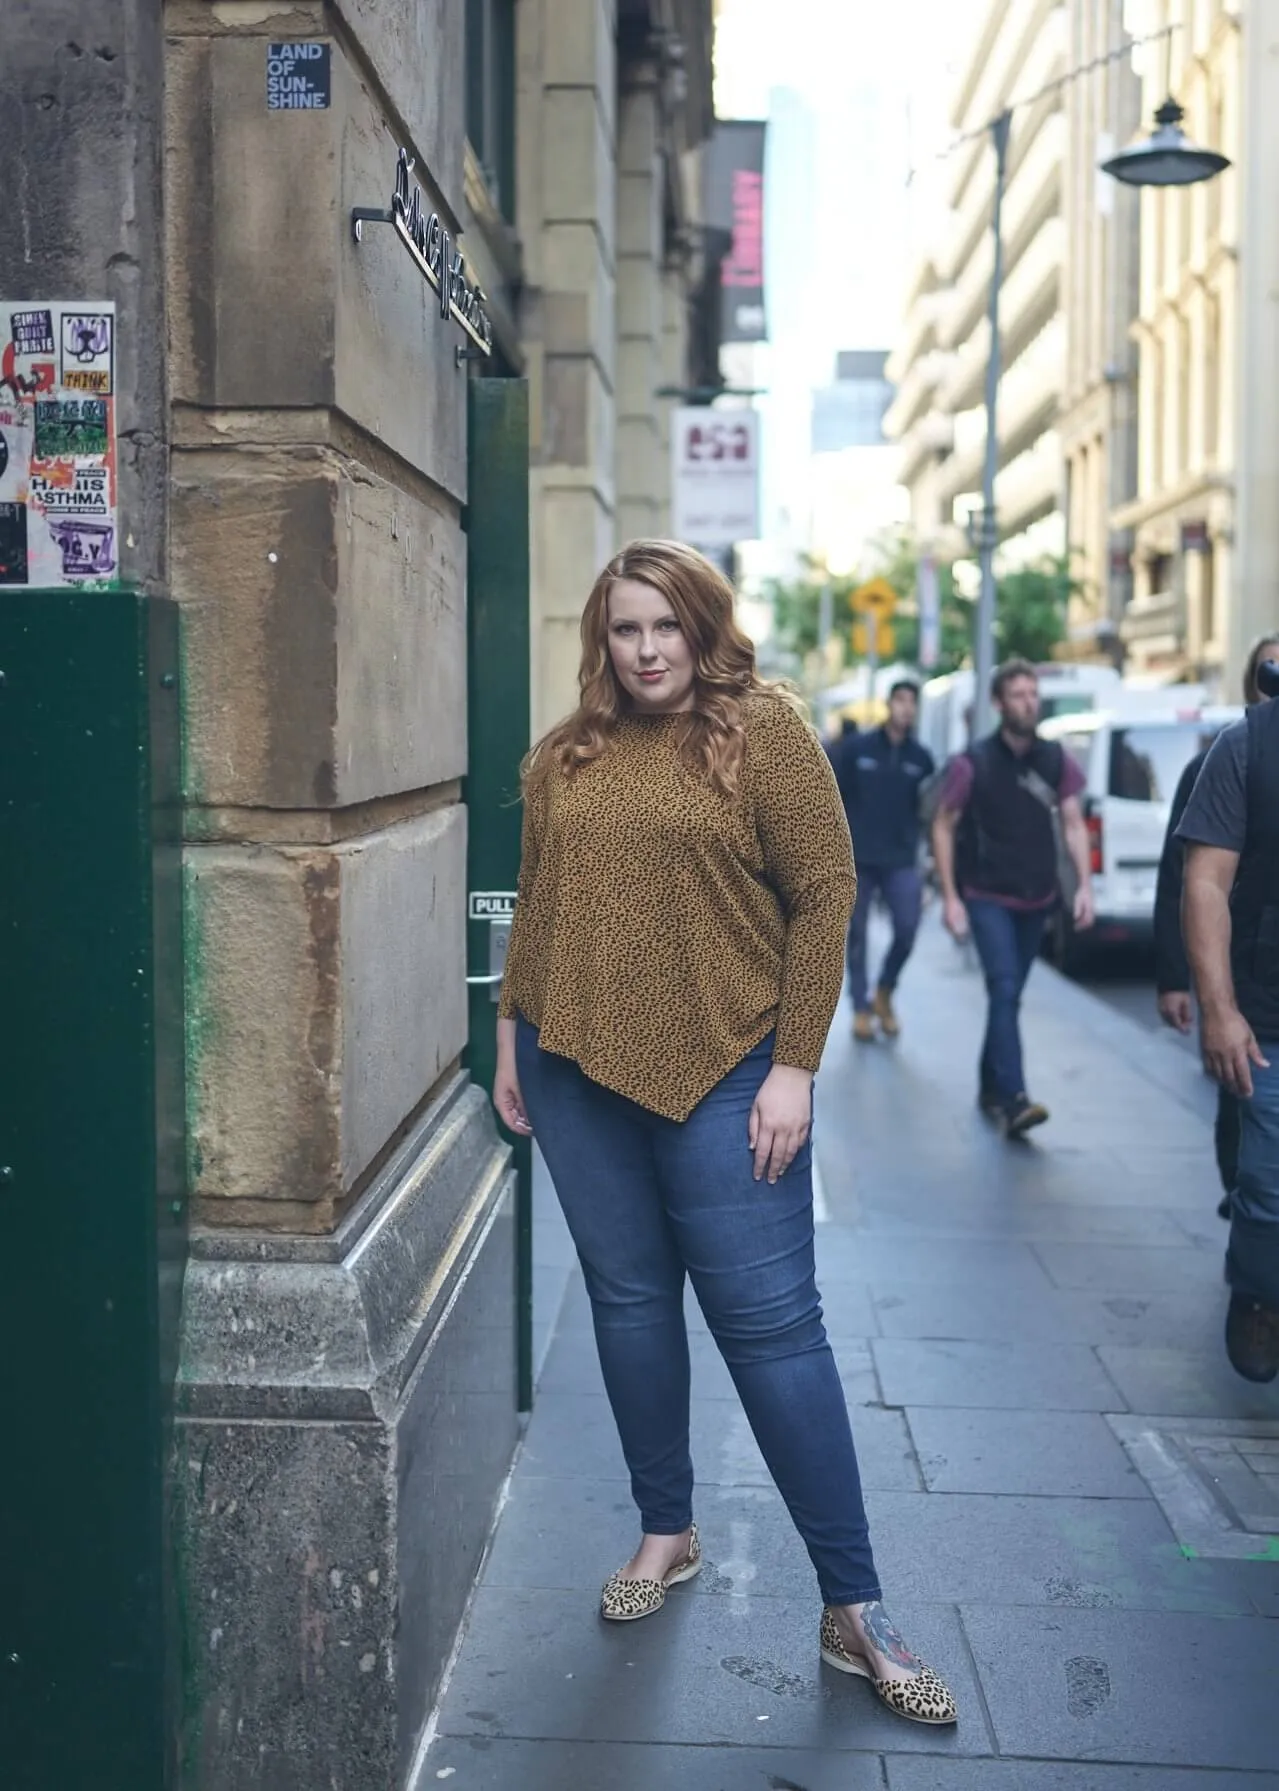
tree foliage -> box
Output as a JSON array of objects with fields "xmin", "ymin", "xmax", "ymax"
[{"xmin": 764, "ymin": 533, "xmax": 1075, "ymax": 678}]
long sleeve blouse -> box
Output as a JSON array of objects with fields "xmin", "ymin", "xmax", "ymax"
[{"xmin": 498, "ymin": 693, "xmax": 856, "ymax": 1120}]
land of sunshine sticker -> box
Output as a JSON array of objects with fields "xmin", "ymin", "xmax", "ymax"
[{"xmin": 0, "ymin": 300, "xmax": 119, "ymax": 587}]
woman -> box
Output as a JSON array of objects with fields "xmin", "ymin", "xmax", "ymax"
[{"xmin": 493, "ymin": 540, "xmax": 957, "ymax": 1727}]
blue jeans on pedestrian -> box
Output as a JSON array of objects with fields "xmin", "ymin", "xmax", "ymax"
[
  {"xmin": 1228, "ymin": 1046, "xmax": 1279, "ymax": 1310},
  {"xmin": 516, "ymin": 1019, "xmax": 882, "ymax": 1606},
  {"xmin": 847, "ymin": 864, "xmax": 924, "ymax": 1012},
  {"xmin": 965, "ymin": 898, "xmax": 1049, "ymax": 1106}
]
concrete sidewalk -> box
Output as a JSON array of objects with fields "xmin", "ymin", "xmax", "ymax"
[{"xmin": 421, "ymin": 917, "xmax": 1279, "ymax": 1789}]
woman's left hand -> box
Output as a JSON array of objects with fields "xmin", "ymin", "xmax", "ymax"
[{"xmin": 749, "ymin": 1065, "xmax": 814, "ymax": 1184}]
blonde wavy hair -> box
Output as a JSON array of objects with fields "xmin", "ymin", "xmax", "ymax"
[{"xmin": 524, "ymin": 539, "xmax": 799, "ymax": 798}]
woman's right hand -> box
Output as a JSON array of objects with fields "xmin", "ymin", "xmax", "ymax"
[{"xmin": 493, "ymin": 1020, "xmax": 533, "ymax": 1136}]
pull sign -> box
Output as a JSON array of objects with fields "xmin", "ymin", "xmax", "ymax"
[{"xmin": 469, "ymin": 891, "xmax": 516, "ymax": 922}]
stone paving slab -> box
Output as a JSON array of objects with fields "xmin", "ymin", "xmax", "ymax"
[
  {"xmin": 435, "ymin": 1590, "xmax": 994, "ymax": 1756},
  {"xmin": 554, "ymin": 1265, "xmax": 884, "ymax": 1340},
  {"xmin": 1032, "ymin": 1242, "xmax": 1229, "ymax": 1295},
  {"xmin": 905, "ymin": 1408, "xmax": 1151, "ymax": 1499},
  {"xmin": 422, "ymin": 1738, "xmax": 890, "ymax": 1790},
  {"xmin": 959, "ymin": 1605, "xmax": 1279, "ymax": 1769},
  {"xmin": 872, "ymin": 1337, "xmax": 1128, "ymax": 1411},
  {"xmin": 862, "ymin": 1491, "xmax": 1255, "ymax": 1617},
  {"xmin": 850, "ymin": 1203, "xmax": 1207, "ymax": 1247},
  {"xmin": 870, "ymin": 1278, "xmax": 1225, "ymax": 1349},
  {"xmin": 1096, "ymin": 1346, "xmax": 1279, "ymax": 1421},
  {"xmin": 478, "ymin": 1476, "xmax": 1257, "ymax": 1616},
  {"xmin": 538, "ymin": 1321, "xmax": 881, "ymax": 1406},
  {"xmin": 518, "ymin": 1388, "xmax": 924, "ymax": 1492},
  {"xmin": 886, "ymin": 1763, "xmax": 1279, "ymax": 1790},
  {"xmin": 813, "ymin": 1232, "xmax": 1057, "ymax": 1291}
]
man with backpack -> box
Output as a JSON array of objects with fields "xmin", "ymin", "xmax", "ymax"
[{"xmin": 931, "ymin": 658, "xmax": 1096, "ymax": 1137}]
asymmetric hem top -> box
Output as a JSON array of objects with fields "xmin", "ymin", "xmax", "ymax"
[{"xmin": 498, "ymin": 693, "xmax": 856, "ymax": 1120}]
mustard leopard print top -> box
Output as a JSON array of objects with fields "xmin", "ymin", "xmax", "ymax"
[{"xmin": 498, "ymin": 693, "xmax": 857, "ymax": 1120}]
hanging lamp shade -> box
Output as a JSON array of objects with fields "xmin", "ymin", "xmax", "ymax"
[{"xmin": 1102, "ymin": 97, "xmax": 1231, "ymax": 187}]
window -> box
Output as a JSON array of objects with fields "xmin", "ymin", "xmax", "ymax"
[
  {"xmin": 1050, "ymin": 726, "xmax": 1096, "ymax": 773},
  {"xmin": 1108, "ymin": 724, "xmax": 1212, "ymax": 803},
  {"xmin": 466, "ymin": 0, "xmax": 516, "ymax": 223}
]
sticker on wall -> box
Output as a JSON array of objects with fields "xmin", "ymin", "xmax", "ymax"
[
  {"xmin": 60, "ymin": 312, "xmax": 113, "ymax": 393},
  {"xmin": 0, "ymin": 502, "xmax": 29, "ymax": 585},
  {"xmin": 267, "ymin": 42, "xmax": 331, "ymax": 109},
  {"xmin": 0, "ymin": 300, "xmax": 119, "ymax": 588}
]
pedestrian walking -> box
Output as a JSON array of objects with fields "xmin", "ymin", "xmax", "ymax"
[
  {"xmin": 828, "ymin": 680, "xmax": 934, "ymax": 1041},
  {"xmin": 492, "ymin": 539, "xmax": 957, "ymax": 1725},
  {"xmin": 1179, "ymin": 653, "xmax": 1279, "ymax": 1384},
  {"xmin": 931, "ymin": 657, "xmax": 1096, "ymax": 1137},
  {"xmin": 1154, "ymin": 634, "xmax": 1279, "ymax": 1221}
]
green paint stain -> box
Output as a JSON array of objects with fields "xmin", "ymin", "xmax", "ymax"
[{"xmin": 1179, "ymin": 1544, "xmax": 1198, "ymax": 1560}]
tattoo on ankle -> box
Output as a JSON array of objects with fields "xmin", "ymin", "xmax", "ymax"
[{"xmin": 860, "ymin": 1601, "xmax": 917, "ymax": 1669}]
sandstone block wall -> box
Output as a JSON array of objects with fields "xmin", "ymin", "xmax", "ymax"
[{"xmin": 166, "ymin": 3, "xmax": 473, "ymax": 1229}]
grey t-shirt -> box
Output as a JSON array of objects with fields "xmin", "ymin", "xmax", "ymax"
[{"xmin": 1175, "ymin": 718, "xmax": 1248, "ymax": 853}]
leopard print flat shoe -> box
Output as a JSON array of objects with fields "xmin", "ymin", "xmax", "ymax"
[
  {"xmin": 819, "ymin": 1607, "xmax": 958, "ymax": 1725},
  {"xmin": 599, "ymin": 1525, "xmax": 701, "ymax": 1622}
]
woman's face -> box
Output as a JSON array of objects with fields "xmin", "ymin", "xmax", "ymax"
[{"xmin": 607, "ymin": 578, "xmax": 696, "ymax": 714}]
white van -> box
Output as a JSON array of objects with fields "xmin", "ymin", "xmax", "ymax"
[{"xmin": 1037, "ymin": 704, "xmax": 1242, "ymax": 970}]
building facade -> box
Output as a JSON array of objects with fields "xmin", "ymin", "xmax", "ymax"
[
  {"xmin": 887, "ymin": 0, "xmax": 1069, "ymax": 571},
  {"xmin": 889, "ymin": 0, "xmax": 1279, "ymax": 689},
  {"xmin": 517, "ymin": 0, "xmax": 716, "ymax": 736},
  {"xmin": 1, "ymin": 1, "xmax": 713, "ymax": 1786},
  {"xmin": 1113, "ymin": 0, "xmax": 1241, "ymax": 679},
  {"xmin": 1058, "ymin": 0, "xmax": 1142, "ymax": 660}
]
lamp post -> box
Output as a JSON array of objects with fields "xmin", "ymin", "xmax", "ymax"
[
  {"xmin": 967, "ymin": 68, "xmax": 1230, "ymax": 744},
  {"xmin": 970, "ymin": 111, "xmax": 1011, "ymax": 745}
]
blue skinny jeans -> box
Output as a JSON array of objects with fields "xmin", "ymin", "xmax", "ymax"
[
  {"xmin": 1228, "ymin": 1046, "xmax": 1279, "ymax": 1310},
  {"xmin": 516, "ymin": 1020, "xmax": 882, "ymax": 1606},
  {"xmin": 847, "ymin": 864, "xmax": 924, "ymax": 1012},
  {"xmin": 965, "ymin": 897, "xmax": 1049, "ymax": 1105}
]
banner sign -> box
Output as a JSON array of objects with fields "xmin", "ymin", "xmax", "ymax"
[
  {"xmin": 0, "ymin": 300, "xmax": 119, "ymax": 587},
  {"xmin": 705, "ymin": 122, "xmax": 767, "ymax": 343},
  {"xmin": 917, "ymin": 554, "xmax": 941, "ymax": 670},
  {"xmin": 671, "ymin": 408, "xmax": 760, "ymax": 550}
]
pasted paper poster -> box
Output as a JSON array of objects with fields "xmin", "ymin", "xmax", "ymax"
[{"xmin": 0, "ymin": 300, "xmax": 119, "ymax": 587}]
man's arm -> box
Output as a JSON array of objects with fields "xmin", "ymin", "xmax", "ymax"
[
  {"xmin": 1176, "ymin": 720, "xmax": 1257, "ymax": 1090},
  {"xmin": 1183, "ymin": 842, "xmax": 1268, "ymax": 1096},
  {"xmin": 1059, "ymin": 795, "xmax": 1095, "ymax": 930},
  {"xmin": 931, "ymin": 804, "xmax": 968, "ymax": 940},
  {"xmin": 1153, "ymin": 753, "xmax": 1203, "ymax": 1026}
]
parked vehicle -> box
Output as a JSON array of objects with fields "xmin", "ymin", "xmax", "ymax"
[{"xmin": 1037, "ymin": 704, "xmax": 1242, "ymax": 972}]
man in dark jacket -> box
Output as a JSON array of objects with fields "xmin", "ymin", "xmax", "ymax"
[
  {"xmin": 1154, "ymin": 634, "xmax": 1279, "ymax": 1220},
  {"xmin": 829, "ymin": 681, "xmax": 934, "ymax": 1041}
]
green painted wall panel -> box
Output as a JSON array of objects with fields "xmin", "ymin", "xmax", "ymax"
[
  {"xmin": 0, "ymin": 591, "xmax": 185, "ymax": 1790},
  {"xmin": 465, "ymin": 379, "xmax": 533, "ymax": 1409}
]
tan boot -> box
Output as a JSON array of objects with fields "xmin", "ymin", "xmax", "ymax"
[
  {"xmin": 853, "ymin": 1010, "xmax": 876, "ymax": 1042},
  {"xmin": 873, "ymin": 987, "xmax": 900, "ymax": 1037}
]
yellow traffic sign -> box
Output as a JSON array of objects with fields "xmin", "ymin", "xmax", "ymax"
[
  {"xmin": 850, "ymin": 577, "xmax": 898, "ymax": 619},
  {"xmin": 852, "ymin": 619, "xmax": 896, "ymax": 659}
]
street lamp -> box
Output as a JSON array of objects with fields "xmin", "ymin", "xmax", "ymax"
[
  {"xmin": 1102, "ymin": 96, "xmax": 1231, "ymax": 187},
  {"xmin": 969, "ymin": 81, "xmax": 1230, "ymax": 743}
]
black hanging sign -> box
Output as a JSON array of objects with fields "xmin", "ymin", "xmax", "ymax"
[{"xmin": 352, "ymin": 150, "xmax": 492, "ymax": 357}]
